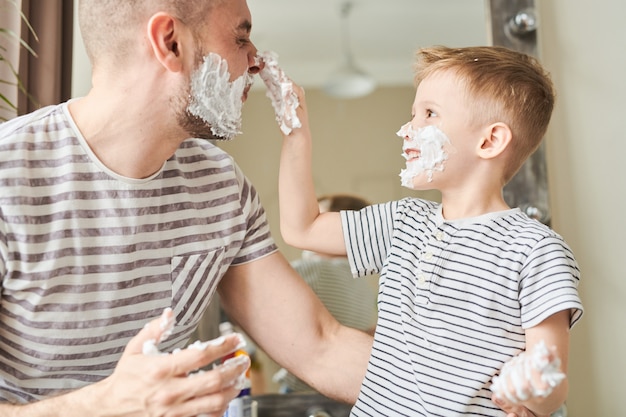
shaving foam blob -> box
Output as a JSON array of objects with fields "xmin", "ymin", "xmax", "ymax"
[
  {"xmin": 397, "ymin": 123, "xmax": 451, "ymax": 187},
  {"xmin": 258, "ymin": 51, "xmax": 302, "ymax": 135},
  {"xmin": 188, "ymin": 53, "xmax": 253, "ymax": 140},
  {"xmin": 491, "ymin": 340, "xmax": 565, "ymax": 404}
]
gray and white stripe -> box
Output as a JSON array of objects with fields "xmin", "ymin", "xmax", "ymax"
[
  {"xmin": 342, "ymin": 198, "xmax": 583, "ymax": 416},
  {"xmin": 0, "ymin": 103, "xmax": 277, "ymax": 402}
]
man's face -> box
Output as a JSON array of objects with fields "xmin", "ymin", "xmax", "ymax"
[{"xmin": 177, "ymin": 0, "xmax": 261, "ymax": 140}]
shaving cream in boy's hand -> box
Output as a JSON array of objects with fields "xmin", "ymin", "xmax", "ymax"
[
  {"xmin": 258, "ymin": 51, "xmax": 302, "ymax": 135},
  {"xmin": 491, "ymin": 340, "xmax": 566, "ymax": 404}
]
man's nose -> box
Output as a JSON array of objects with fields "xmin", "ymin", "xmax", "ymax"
[{"xmin": 248, "ymin": 48, "xmax": 264, "ymax": 75}]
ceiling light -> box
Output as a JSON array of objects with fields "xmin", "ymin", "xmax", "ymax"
[{"xmin": 323, "ymin": 1, "xmax": 376, "ymax": 99}]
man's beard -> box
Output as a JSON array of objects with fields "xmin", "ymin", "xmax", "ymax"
[{"xmin": 177, "ymin": 52, "xmax": 254, "ymax": 141}]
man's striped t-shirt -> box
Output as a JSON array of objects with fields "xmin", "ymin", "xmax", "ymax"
[
  {"xmin": 341, "ymin": 198, "xmax": 583, "ymax": 416},
  {"xmin": 0, "ymin": 103, "xmax": 277, "ymax": 402}
]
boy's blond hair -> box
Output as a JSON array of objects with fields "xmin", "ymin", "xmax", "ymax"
[{"xmin": 414, "ymin": 46, "xmax": 555, "ymax": 182}]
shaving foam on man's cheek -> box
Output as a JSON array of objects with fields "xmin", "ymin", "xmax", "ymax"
[
  {"xmin": 491, "ymin": 340, "xmax": 566, "ymax": 404},
  {"xmin": 397, "ymin": 123, "xmax": 451, "ymax": 187},
  {"xmin": 188, "ymin": 53, "xmax": 252, "ymax": 140},
  {"xmin": 257, "ymin": 51, "xmax": 302, "ymax": 135}
]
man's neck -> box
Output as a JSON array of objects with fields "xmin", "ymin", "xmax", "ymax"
[{"xmin": 68, "ymin": 93, "xmax": 185, "ymax": 179}]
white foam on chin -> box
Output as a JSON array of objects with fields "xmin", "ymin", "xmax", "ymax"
[
  {"xmin": 397, "ymin": 123, "xmax": 451, "ymax": 187},
  {"xmin": 188, "ymin": 53, "xmax": 252, "ymax": 140}
]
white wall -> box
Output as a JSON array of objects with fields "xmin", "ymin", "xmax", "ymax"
[{"xmin": 537, "ymin": 0, "xmax": 626, "ymax": 415}]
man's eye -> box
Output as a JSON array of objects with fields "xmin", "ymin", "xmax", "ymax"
[{"xmin": 237, "ymin": 37, "xmax": 251, "ymax": 46}]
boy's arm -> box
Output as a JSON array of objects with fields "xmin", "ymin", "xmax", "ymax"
[
  {"xmin": 276, "ymin": 84, "xmax": 347, "ymax": 255},
  {"xmin": 258, "ymin": 53, "xmax": 346, "ymax": 255},
  {"xmin": 277, "ymin": 88, "xmax": 346, "ymax": 254},
  {"xmin": 492, "ymin": 310, "xmax": 571, "ymax": 416}
]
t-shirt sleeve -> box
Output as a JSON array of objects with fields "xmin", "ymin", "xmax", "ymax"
[
  {"xmin": 519, "ymin": 234, "xmax": 583, "ymax": 329},
  {"xmin": 230, "ymin": 164, "xmax": 277, "ymax": 265},
  {"xmin": 341, "ymin": 200, "xmax": 397, "ymax": 278}
]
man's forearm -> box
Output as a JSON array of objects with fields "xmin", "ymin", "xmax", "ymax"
[
  {"xmin": 301, "ymin": 325, "xmax": 373, "ymax": 404},
  {"xmin": 0, "ymin": 381, "xmax": 102, "ymax": 417}
]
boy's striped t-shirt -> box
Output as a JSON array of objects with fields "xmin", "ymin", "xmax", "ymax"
[{"xmin": 342, "ymin": 198, "xmax": 583, "ymax": 416}]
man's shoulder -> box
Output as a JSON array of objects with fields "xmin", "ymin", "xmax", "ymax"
[
  {"xmin": 170, "ymin": 139, "xmax": 241, "ymax": 176},
  {"xmin": 0, "ymin": 104, "xmax": 65, "ymax": 137},
  {"xmin": 177, "ymin": 138, "xmax": 232, "ymax": 160}
]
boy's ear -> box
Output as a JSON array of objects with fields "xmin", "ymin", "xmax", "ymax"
[
  {"xmin": 146, "ymin": 12, "xmax": 184, "ymax": 72},
  {"xmin": 477, "ymin": 122, "xmax": 512, "ymax": 160}
]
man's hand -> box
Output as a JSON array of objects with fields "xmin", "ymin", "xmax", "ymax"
[{"xmin": 96, "ymin": 308, "xmax": 250, "ymax": 417}]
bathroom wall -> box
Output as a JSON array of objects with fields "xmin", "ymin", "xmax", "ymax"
[{"xmin": 537, "ymin": 0, "xmax": 626, "ymax": 415}]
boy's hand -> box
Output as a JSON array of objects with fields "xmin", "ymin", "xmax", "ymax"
[
  {"xmin": 493, "ymin": 396, "xmax": 550, "ymax": 417},
  {"xmin": 257, "ymin": 51, "xmax": 302, "ymax": 135},
  {"xmin": 491, "ymin": 340, "xmax": 565, "ymax": 404}
]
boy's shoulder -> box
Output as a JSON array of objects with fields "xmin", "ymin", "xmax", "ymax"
[
  {"xmin": 396, "ymin": 197, "xmax": 439, "ymax": 211},
  {"xmin": 488, "ymin": 210, "xmax": 571, "ymax": 252}
]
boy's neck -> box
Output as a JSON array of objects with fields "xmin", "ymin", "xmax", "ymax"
[{"xmin": 439, "ymin": 193, "xmax": 510, "ymax": 220}]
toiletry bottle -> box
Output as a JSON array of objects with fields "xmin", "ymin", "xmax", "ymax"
[{"xmin": 220, "ymin": 321, "xmax": 252, "ymax": 417}]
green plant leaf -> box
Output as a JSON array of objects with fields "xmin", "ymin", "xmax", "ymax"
[
  {"xmin": 0, "ymin": 0, "xmax": 40, "ymax": 117},
  {"xmin": 2, "ymin": 0, "xmax": 38, "ymax": 42},
  {"xmin": 0, "ymin": 92, "xmax": 17, "ymax": 109},
  {"xmin": 0, "ymin": 27, "xmax": 38, "ymax": 57}
]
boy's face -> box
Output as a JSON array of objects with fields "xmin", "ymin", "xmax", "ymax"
[{"xmin": 399, "ymin": 69, "xmax": 481, "ymax": 190}]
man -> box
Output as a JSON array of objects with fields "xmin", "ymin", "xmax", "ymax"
[{"xmin": 0, "ymin": 1, "xmax": 371, "ymax": 415}]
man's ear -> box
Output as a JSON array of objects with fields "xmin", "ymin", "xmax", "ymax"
[
  {"xmin": 477, "ymin": 122, "xmax": 512, "ymax": 160},
  {"xmin": 146, "ymin": 12, "xmax": 184, "ymax": 72}
]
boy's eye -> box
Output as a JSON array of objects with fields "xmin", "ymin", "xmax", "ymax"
[{"xmin": 426, "ymin": 109, "xmax": 438, "ymax": 118}]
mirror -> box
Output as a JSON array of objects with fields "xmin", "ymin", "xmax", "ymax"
[
  {"xmin": 216, "ymin": 0, "xmax": 490, "ymax": 394},
  {"xmin": 71, "ymin": 0, "xmax": 547, "ymax": 397},
  {"xmin": 245, "ymin": 0, "xmax": 487, "ymax": 89}
]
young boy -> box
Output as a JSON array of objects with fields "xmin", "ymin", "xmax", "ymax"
[{"xmin": 268, "ymin": 46, "xmax": 583, "ymax": 416}]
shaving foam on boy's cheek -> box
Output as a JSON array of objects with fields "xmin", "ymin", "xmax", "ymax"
[
  {"xmin": 397, "ymin": 123, "xmax": 451, "ymax": 187},
  {"xmin": 187, "ymin": 53, "xmax": 252, "ymax": 140}
]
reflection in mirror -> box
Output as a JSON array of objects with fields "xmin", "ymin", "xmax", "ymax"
[{"xmin": 247, "ymin": 0, "xmax": 487, "ymax": 89}]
